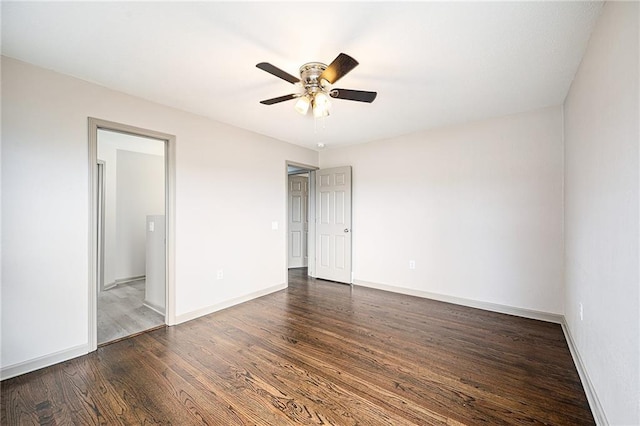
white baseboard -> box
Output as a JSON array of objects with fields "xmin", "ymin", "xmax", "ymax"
[
  {"xmin": 103, "ymin": 275, "xmax": 146, "ymax": 291},
  {"xmin": 174, "ymin": 283, "xmax": 287, "ymax": 325},
  {"xmin": 353, "ymin": 280, "xmax": 564, "ymax": 324},
  {"xmin": 561, "ymin": 320, "xmax": 608, "ymax": 425},
  {"xmin": 103, "ymin": 282, "xmax": 117, "ymax": 291},
  {"xmin": 143, "ymin": 300, "xmax": 166, "ymax": 316},
  {"xmin": 1, "ymin": 344, "xmax": 88, "ymax": 381},
  {"xmin": 114, "ymin": 275, "xmax": 145, "ymax": 285}
]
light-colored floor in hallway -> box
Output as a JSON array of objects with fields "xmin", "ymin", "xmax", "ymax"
[{"xmin": 97, "ymin": 279, "xmax": 164, "ymax": 345}]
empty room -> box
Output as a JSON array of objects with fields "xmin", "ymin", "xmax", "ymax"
[{"xmin": 1, "ymin": 1, "xmax": 638, "ymax": 425}]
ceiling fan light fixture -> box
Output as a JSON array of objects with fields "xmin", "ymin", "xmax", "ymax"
[
  {"xmin": 312, "ymin": 92, "xmax": 331, "ymax": 118},
  {"xmin": 294, "ymin": 95, "xmax": 311, "ymax": 115},
  {"xmin": 312, "ymin": 102, "xmax": 329, "ymax": 118},
  {"xmin": 257, "ymin": 53, "xmax": 377, "ymax": 117}
]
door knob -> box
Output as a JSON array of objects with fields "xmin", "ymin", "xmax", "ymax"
[{"xmin": 344, "ymin": 229, "xmax": 350, "ymax": 233}]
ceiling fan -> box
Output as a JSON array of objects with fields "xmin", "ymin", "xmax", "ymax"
[{"xmin": 256, "ymin": 53, "xmax": 377, "ymax": 118}]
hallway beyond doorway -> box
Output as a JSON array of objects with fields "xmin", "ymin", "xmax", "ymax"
[{"xmin": 97, "ymin": 279, "xmax": 164, "ymax": 345}]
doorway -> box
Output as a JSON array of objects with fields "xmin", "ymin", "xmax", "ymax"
[
  {"xmin": 89, "ymin": 118, "xmax": 176, "ymax": 351},
  {"xmin": 287, "ymin": 164, "xmax": 353, "ymax": 285},
  {"xmin": 287, "ymin": 163, "xmax": 316, "ymax": 278},
  {"xmin": 288, "ymin": 173, "xmax": 309, "ymax": 269}
]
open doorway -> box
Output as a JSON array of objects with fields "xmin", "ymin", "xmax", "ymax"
[
  {"xmin": 287, "ymin": 163, "xmax": 317, "ymax": 278},
  {"xmin": 89, "ymin": 118, "xmax": 176, "ymax": 351},
  {"xmin": 288, "ymin": 172, "xmax": 309, "ymax": 269},
  {"xmin": 287, "ymin": 164, "xmax": 353, "ymax": 285},
  {"xmin": 96, "ymin": 129, "xmax": 165, "ymax": 344}
]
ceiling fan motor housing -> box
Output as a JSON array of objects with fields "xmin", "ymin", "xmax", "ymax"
[{"xmin": 299, "ymin": 62, "xmax": 329, "ymax": 94}]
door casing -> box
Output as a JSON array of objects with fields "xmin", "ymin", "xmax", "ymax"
[{"xmin": 88, "ymin": 118, "xmax": 177, "ymax": 352}]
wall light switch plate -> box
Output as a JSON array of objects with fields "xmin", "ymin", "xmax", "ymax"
[
  {"xmin": 409, "ymin": 260, "xmax": 416, "ymax": 270},
  {"xmin": 216, "ymin": 270, "xmax": 223, "ymax": 280},
  {"xmin": 148, "ymin": 221, "xmax": 154, "ymax": 232},
  {"xmin": 579, "ymin": 302, "xmax": 583, "ymax": 321},
  {"xmin": 272, "ymin": 221, "xmax": 279, "ymax": 230}
]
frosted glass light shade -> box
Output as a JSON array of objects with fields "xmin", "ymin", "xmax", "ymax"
[
  {"xmin": 312, "ymin": 92, "xmax": 331, "ymax": 118},
  {"xmin": 294, "ymin": 96, "xmax": 311, "ymax": 115}
]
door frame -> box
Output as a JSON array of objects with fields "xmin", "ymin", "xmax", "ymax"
[
  {"xmin": 286, "ymin": 161, "xmax": 318, "ymax": 283},
  {"xmin": 96, "ymin": 160, "xmax": 111, "ymax": 292},
  {"xmin": 88, "ymin": 117, "xmax": 177, "ymax": 352}
]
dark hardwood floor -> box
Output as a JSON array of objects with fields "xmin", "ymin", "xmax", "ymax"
[{"xmin": 2, "ymin": 268, "xmax": 594, "ymax": 425}]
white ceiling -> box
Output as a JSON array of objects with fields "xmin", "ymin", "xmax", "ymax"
[{"xmin": 2, "ymin": 1, "xmax": 603, "ymax": 150}]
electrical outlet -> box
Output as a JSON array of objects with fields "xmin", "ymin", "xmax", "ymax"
[
  {"xmin": 409, "ymin": 260, "xmax": 416, "ymax": 270},
  {"xmin": 579, "ymin": 302, "xmax": 583, "ymax": 321},
  {"xmin": 216, "ymin": 270, "xmax": 224, "ymax": 280}
]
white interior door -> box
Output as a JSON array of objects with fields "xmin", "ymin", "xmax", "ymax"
[
  {"xmin": 288, "ymin": 175, "xmax": 308, "ymax": 268},
  {"xmin": 316, "ymin": 166, "xmax": 352, "ymax": 284}
]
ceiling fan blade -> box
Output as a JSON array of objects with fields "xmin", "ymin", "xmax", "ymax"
[
  {"xmin": 320, "ymin": 53, "xmax": 359, "ymax": 84},
  {"xmin": 256, "ymin": 62, "xmax": 300, "ymax": 84},
  {"xmin": 329, "ymin": 88, "xmax": 377, "ymax": 103},
  {"xmin": 260, "ymin": 94, "xmax": 298, "ymax": 105}
]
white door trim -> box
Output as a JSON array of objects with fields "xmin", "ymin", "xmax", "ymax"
[
  {"xmin": 96, "ymin": 160, "xmax": 111, "ymax": 292},
  {"xmin": 88, "ymin": 118, "xmax": 177, "ymax": 352}
]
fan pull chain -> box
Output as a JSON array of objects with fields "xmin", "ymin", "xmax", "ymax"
[{"xmin": 314, "ymin": 116, "xmax": 327, "ymax": 133}]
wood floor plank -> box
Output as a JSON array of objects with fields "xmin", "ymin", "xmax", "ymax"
[{"xmin": 2, "ymin": 269, "xmax": 594, "ymax": 425}]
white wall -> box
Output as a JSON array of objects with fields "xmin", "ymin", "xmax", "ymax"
[
  {"xmin": 563, "ymin": 2, "xmax": 639, "ymax": 424},
  {"xmin": 320, "ymin": 106, "xmax": 564, "ymax": 316},
  {"xmin": 115, "ymin": 149, "xmax": 164, "ymax": 281},
  {"xmin": 0, "ymin": 56, "xmax": 318, "ymax": 375}
]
